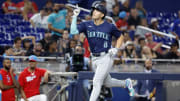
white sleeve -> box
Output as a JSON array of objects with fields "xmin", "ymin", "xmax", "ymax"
[{"xmin": 30, "ymin": 13, "xmax": 39, "ymax": 22}]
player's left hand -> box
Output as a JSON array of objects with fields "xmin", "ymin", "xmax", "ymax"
[{"xmin": 108, "ymin": 48, "xmax": 118, "ymax": 57}]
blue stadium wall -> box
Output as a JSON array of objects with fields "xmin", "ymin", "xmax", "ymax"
[{"xmin": 0, "ymin": 0, "xmax": 180, "ymax": 12}]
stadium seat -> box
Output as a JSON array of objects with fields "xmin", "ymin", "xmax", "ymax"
[
  {"xmin": 0, "ymin": 11, "xmax": 178, "ymax": 46},
  {"xmin": 35, "ymin": 28, "xmax": 45, "ymax": 33},
  {"xmin": 0, "ymin": 14, "xmax": 4, "ymax": 18}
]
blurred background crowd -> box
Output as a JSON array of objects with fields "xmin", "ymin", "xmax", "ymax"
[{"xmin": 0, "ymin": 0, "xmax": 180, "ymax": 64}]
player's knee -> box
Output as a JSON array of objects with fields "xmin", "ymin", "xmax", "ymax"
[{"xmin": 93, "ymin": 79, "xmax": 103, "ymax": 88}]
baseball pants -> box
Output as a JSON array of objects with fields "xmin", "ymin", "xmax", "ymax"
[{"xmin": 89, "ymin": 53, "xmax": 126, "ymax": 101}]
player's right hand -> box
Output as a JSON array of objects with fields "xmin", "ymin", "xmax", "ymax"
[
  {"xmin": 73, "ymin": 5, "xmax": 80, "ymax": 16},
  {"xmin": 108, "ymin": 48, "xmax": 118, "ymax": 57}
]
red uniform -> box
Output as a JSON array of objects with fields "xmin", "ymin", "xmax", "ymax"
[
  {"xmin": 83, "ymin": 38, "xmax": 90, "ymax": 58},
  {"xmin": 18, "ymin": 67, "xmax": 46, "ymax": 98},
  {"xmin": 0, "ymin": 69, "xmax": 16, "ymax": 101},
  {"xmin": 2, "ymin": 2, "xmax": 17, "ymax": 13}
]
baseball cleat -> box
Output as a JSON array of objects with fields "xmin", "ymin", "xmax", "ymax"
[{"xmin": 125, "ymin": 78, "xmax": 135, "ymax": 96}]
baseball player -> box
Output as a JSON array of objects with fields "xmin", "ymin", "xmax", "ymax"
[
  {"xmin": 70, "ymin": 3, "xmax": 134, "ymax": 101},
  {"xmin": 0, "ymin": 58, "xmax": 19, "ymax": 101},
  {"xmin": 18, "ymin": 55, "xmax": 50, "ymax": 101}
]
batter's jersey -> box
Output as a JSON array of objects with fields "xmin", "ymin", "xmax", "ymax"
[
  {"xmin": 0, "ymin": 69, "xmax": 17, "ymax": 101},
  {"xmin": 77, "ymin": 20, "xmax": 121, "ymax": 53},
  {"xmin": 18, "ymin": 67, "xmax": 46, "ymax": 98}
]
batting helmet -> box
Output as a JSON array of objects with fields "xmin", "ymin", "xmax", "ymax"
[{"xmin": 91, "ymin": 3, "xmax": 107, "ymax": 19}]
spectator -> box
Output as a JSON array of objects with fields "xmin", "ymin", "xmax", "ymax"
[
  {"xmin": 142, "ymin": 46, "xmax": 157, "ymax": 59},
  {"xmin": 3, "ymin": 46, "xmax": 14, "ymax": 62},
  {"xmin": 123, "ymin": 41, "xmax": 137, "ymax": 59},
  {"xmin": 44, "ymin": 40, "xmax": 58, "ymax": 57},
  {"xmin": 105, "ymin": 0, "xmax": 119, "ymax": 13},
  {"xmin": 85, "ymin": 15, "xmax": 92, "ymax": 21},
  {"xmin": 164, "ymin": 43, "xmax": 180, "ymax": 59},
  {"xmin": 39, "ymin": 30, "xmax": 52, "ymax": 51},
  {"xmin": 73, "ymin": 34, "xmax": 81, "ymax": 45},
  {"xmin": 133, "ymin": 34, "xmax": 140, "ymax": 47},
  {"xmin": 143, "ymin": 33, "xmax": 163, "ymax": 59},
  {"xmin": 171, "ymin": 10, "xmax": 180, "ymax": 40},
  {"xmin": 120, "ymin": 0, "xmax": 131, "ymax": 12},
  {"xmin": 59, "ymin": 30, "xmax": 70, "ymax": 54},
  {"xmin": 45, "ymin": 0, "xmax": 54, "ymax": 10},
  {"xmin": 0, "ymin": 58, "xmax": 20, "ymax": 101},
  {"xmin": 149, "ymin": 18, "xmax": 164, "ymax": 37},
  {"xmin": 118, "ymin": 31, "xmax": 132, "ymax": 49},
  {"xmin": 22, "ymin": 39, "xmax": 32, "ymax": 54},
  {"xmin": 17, "ymin": 0, "xmax": 38, "ymax": 21},
  {"xmin": 110, "ymin": 4, "xmax": 120, "ymax": 22},
  {"xmin": 113, "ymin": 49, "xmax": 124, "ymax": 65},
  {"xmin": 18, "ymin": 55, "xmax": 50, "ymax": 101},
  {"xmin": 128, "ymin": 8, "xmax": 141, "ymax": 30},
  {"xmin": 22, "ymin": 36, "xmax": 36, "ymax": 55},
  {"xmin": 135, "ymin": 0, "xmax": 147, "ymax": 18},
  {"xmin": 13, "ymin": 37, "xmax": 25, "ymax": 56},
  {"xmin": 136, "ymin": 37, "xmax": 146, "ymax": 58},
  {"xmin": 133, "ymin": 59, "xmax": 158, "ymax": 101},
  {"xmin": 48, "ymin": 3, "xmax": 72, "ymax": 41},
  {"xmin": 44, "ymin": 0, "xmax": 53, "ymax": 15},
  {"xmin": 2, "ymin": 0, "xmax": 19, "ymax": 14},
  {"xmin": 136, "ymin": 35, "xmax": 159, "ymax": 59},
  {"xmin": 66, "ymin": 39, "xmax": 77, "ymax": 57},
  {"xmin": 149, "ymin": 18, "xmax": 159, "ymax": 31},
  {"xmin": 145, "ymin": 33, "xmax": 164, "ymax": 55},
  {"xmin": 30, "ymin": 7, "xmax": 49, "ymax": 29},
  {"xmin": 140, "ymin": 18, "xmax": 148, "ymax": 27},
  {"xmin": 116, "ymin": 11, "xmax": 128, "ymax": 31},
  {"xmin": 26, "ymin": 42, "xmax": 45, "ymax": 57}
]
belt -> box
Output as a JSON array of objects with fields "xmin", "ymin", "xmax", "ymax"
[{"xmin": 91, "ymin": 51, "xmax": 108, "ymax": 57}]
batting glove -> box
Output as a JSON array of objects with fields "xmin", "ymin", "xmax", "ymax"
[
  {"xmin": 73, "ymin": 5, "xmax": 80, "ymax": 16},
  {"xmin": 108, "ymin": 48, "xmax": 118, "ymax": 56}
]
